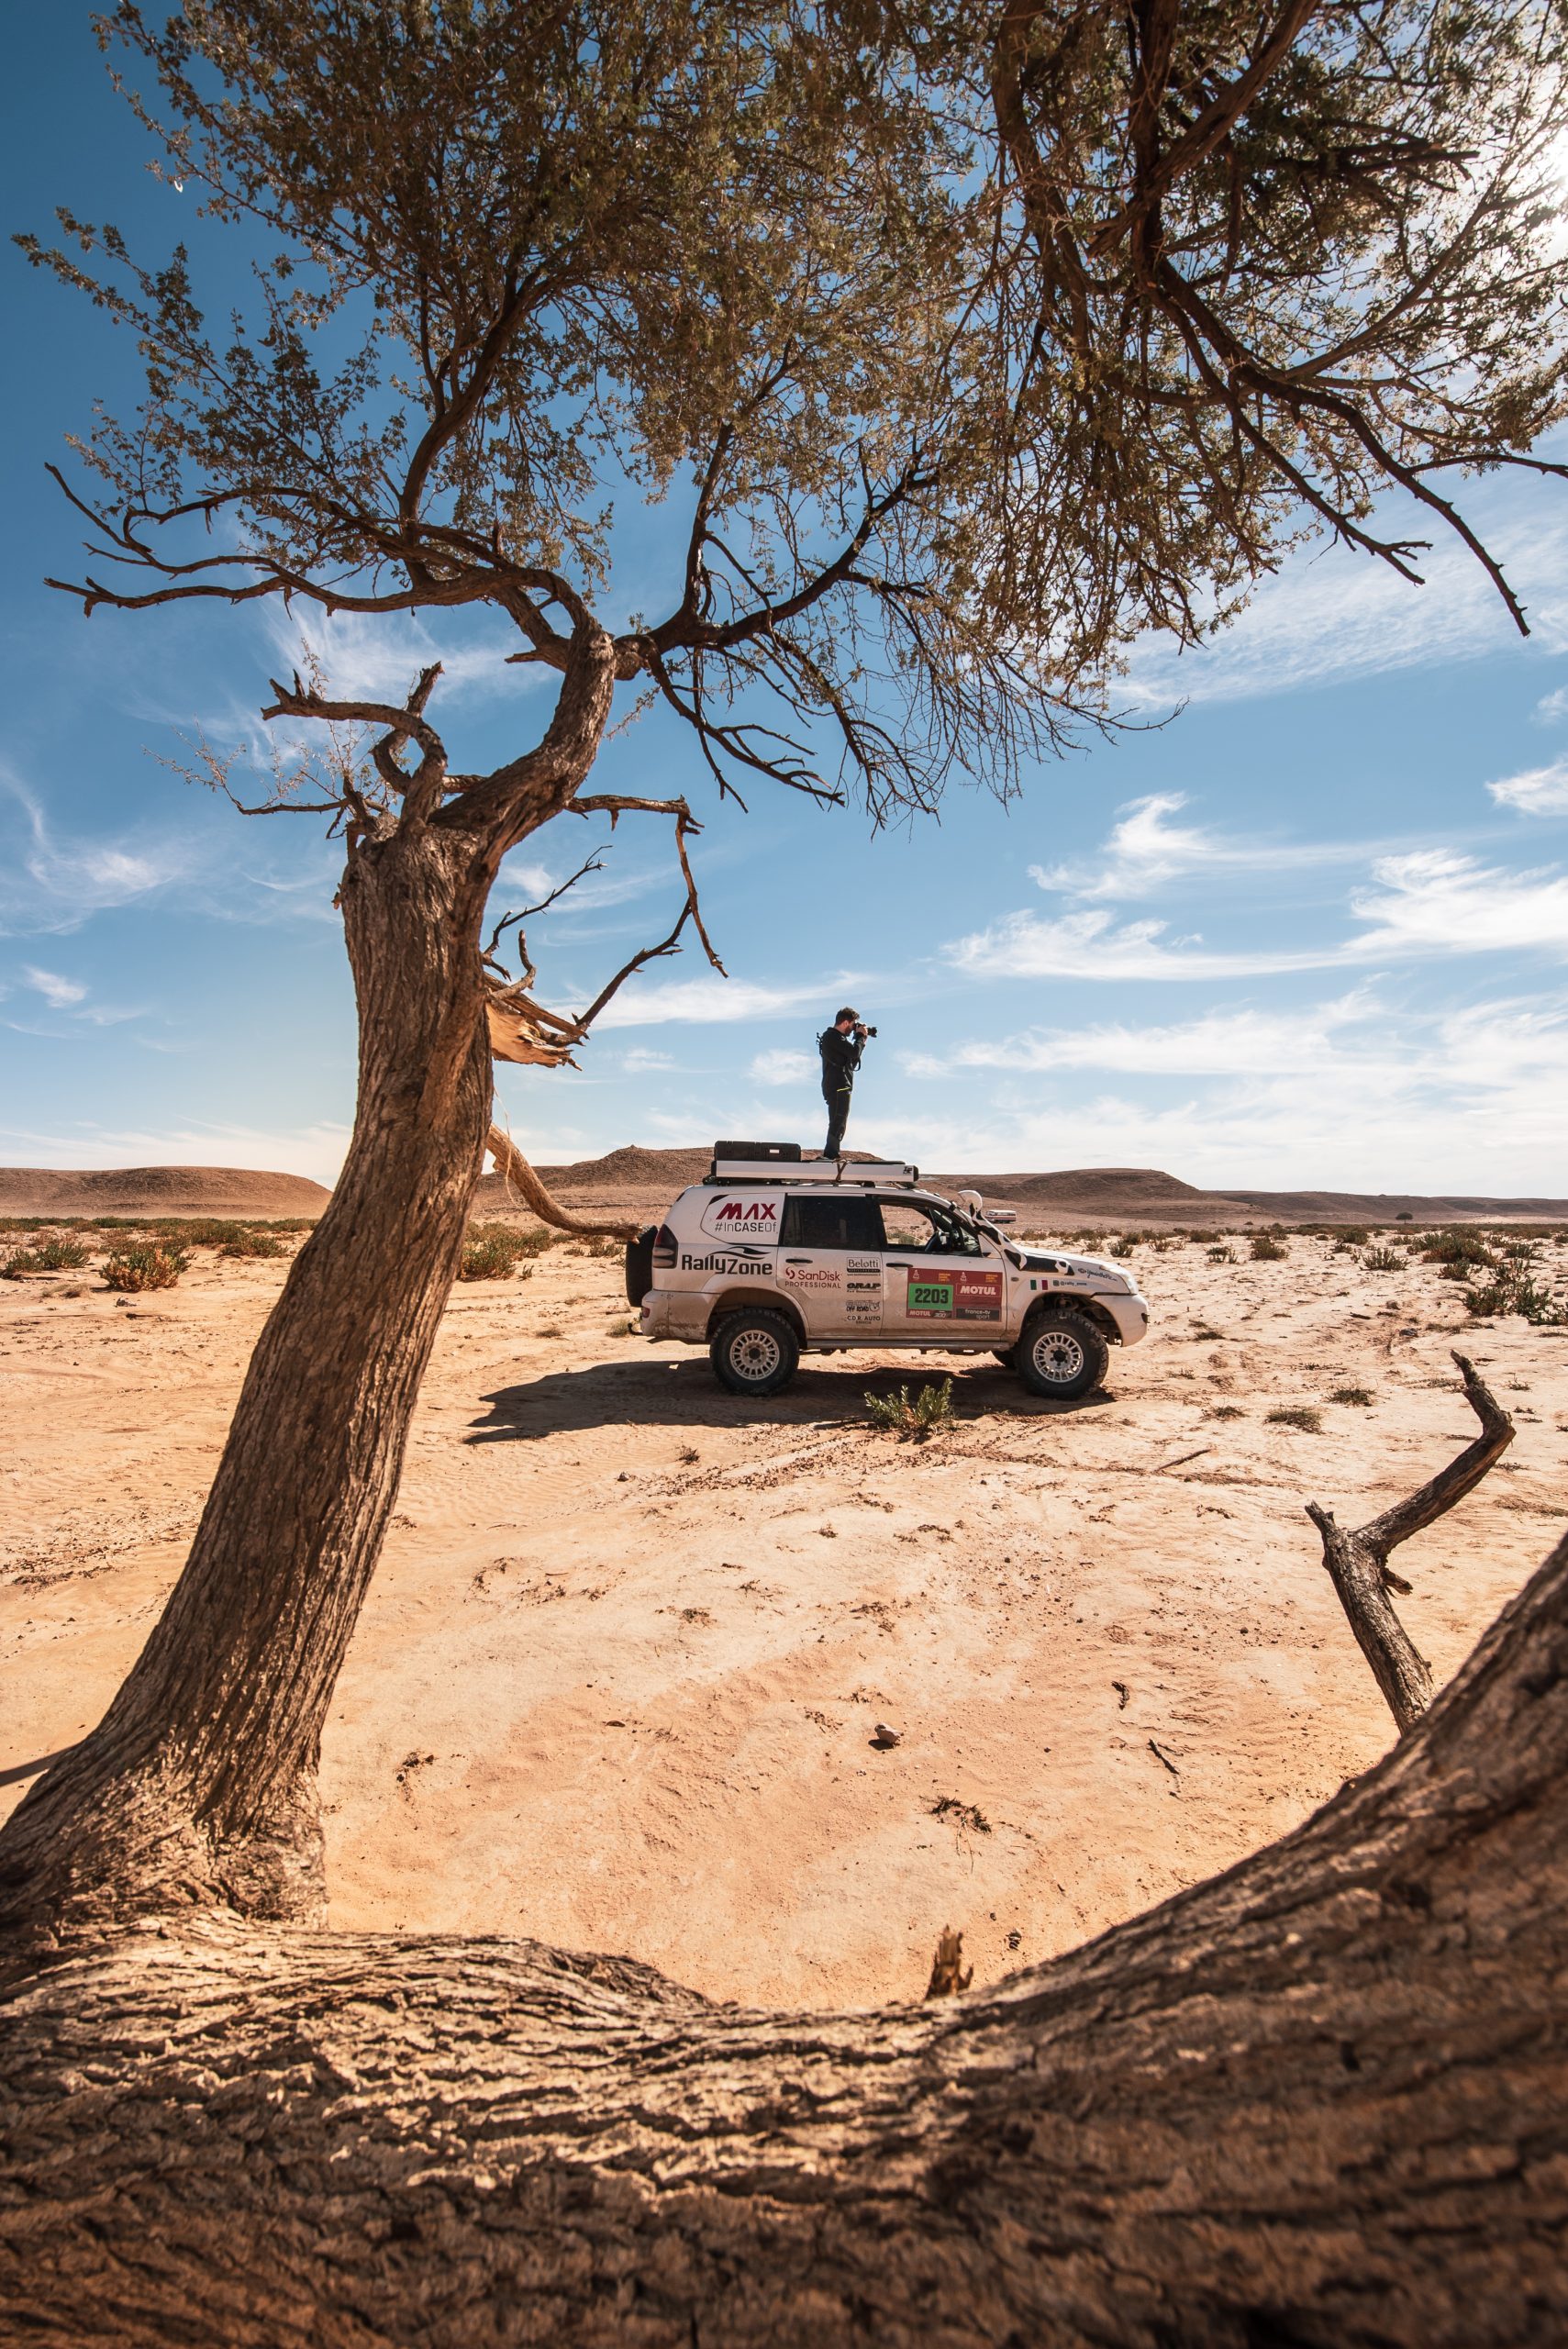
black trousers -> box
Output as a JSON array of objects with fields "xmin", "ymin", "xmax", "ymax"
[{"xmin": 823, "ymin": 1082, "xmax": 852, "ymax": 1156}]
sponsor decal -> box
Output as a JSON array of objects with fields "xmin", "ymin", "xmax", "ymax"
[
  {"xmin": 846, "ymin": 1254, "xmax": 880, "ymax": 1273},
  {"xmin": 699, "ymin": 1194, "xmax": 780, "ymax": 1240},
  {"xmin": 679, "ymin": 1252, "xmax": 760, "ymax": 1276},
  {"xmin": 783, "ymin": 1264, "xmax": 841, "ymax": 1288},
  {"xmin": 847, "ymin": 1277, "xmax": 880, "ymax": 1293},
  {"xmin": 904, "ymin": 1268, "xmax": 1003, "ymax": 1320},
  {"xmin": 845, "ymin": 1299, "xmax": 880, "ymax": 1322}
]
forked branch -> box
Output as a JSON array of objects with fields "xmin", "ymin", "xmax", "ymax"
[{"xmin": 1307, "ymin": 1352, "xmax": 1514, "ymax": 1731}]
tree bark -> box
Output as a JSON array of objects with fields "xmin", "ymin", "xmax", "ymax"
[
  {"xmin": 0, "ymin": 819, "xmax": 497, "ymax": 1943},
  {"xmin": 4, "ymin": 1529, "xmax": 1567, "ymax": 2346},
  {"xmin": 485, "ymin": 1121, "xmax": 639, "ymax": 1241}
]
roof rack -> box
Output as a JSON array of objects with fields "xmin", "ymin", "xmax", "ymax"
[{"xmin": 707, "ymin": 1145, "xmax": 921, "ymax": 1187}]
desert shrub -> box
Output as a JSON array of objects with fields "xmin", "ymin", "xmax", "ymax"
[
  {"xmin": 1331, "ymin": 1386, "xmax": 1374, "ymax": 1407},
  {"xmin": 1465, "ymin": 1272, "xmax": 1568, "ymax": 1325},
  {"xmin": 459, "ymin": 1229, "xmax": 538, "ymax": 1280},
  {"xmin": 1110, "ymin": 1237, "xmax": 1136, "ymax": 1259},
  {"xmin": 1422, "ymin": 1229, "xmax": 1496, "ymax": 1269},
  {"xmin": 1206, "ymin": 1244, "xmax": 1236, "ymax": 1264},
  {"xmin": 1334, "ymin": 1226, "xmax": 1370, "ymax": 1249},
  {"xmin": 101, "ymin": 1243, "xmax": 189, "ymax": 1292},
  {"xmin": 220, "ymin": 1230, "xmax": 286, "ymax": 1259},
  {"xmin": 1363, "ymin": 1245, "xmax": 1401, "ymax": 1272},
  {"xmin": 579, "ymin": 1235, "xmax": 623, "ymax": 1260},
  {"xmin": 1250, "ymin": 1233, "xmax": 1288, "ymax": 1262},
  {"xmin": 865, "ymin": 1376, "xmax": 954, "ymax": 1442},
  {"xmin": 1500, "ymin": 1241, "xmax": 1540, "ymax": 1264},
  {"xmin": 3, "ymin": 1238, "xmax": 93, "ymax": 1275},
  {"xmin": 1266, "ymin": 1404, "xmax": 1323, "ymax": 1433},
  {"xmin": 1206, "ymin": 1403, "xmax": 1245, "ymax": 1419}
]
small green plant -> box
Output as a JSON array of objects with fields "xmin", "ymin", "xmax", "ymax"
[
  {"xmin": 459, "ymin": 1229, "xmax": 538, "ymax": 1280},
  {"xmin": 2, "ymin": 1237, "xmax": 93, "ymax": 1276},
  {"xmin": 865, "ymin": 1376, "xmax": 954, "ymax": 1441},
  {"xmin": 1206, "ymin": 1244, "xmax": 1235, "ymax": 1264},
  {"xmin": 1465, "ymin": 1273, "xmax": 1568, "ymax": 1325},
  {"xmin": 1363, "ymin": 1245, "xmax": 1401, "ymax": 1272},
  {"xmin": 1110, "ymin": 1236, "xmax": 1137, "ymax": 1259},
  {"xmin": 220, "ymin": 1230, "xmax": 286, "ymax": 1259},
  {"xmin": 1266, "ymin": 1405, "xmax": 1323, "ymax": 1433},
  {"xmin": 579, "ymin": 1235, "xmax": 623, "ymax": 1260},
  {"xmin": 1250, "ymin": 1233, "xmax": 1288, "ymax": 1262},
  {"xmin": 101, "ymin": 1243, "xmax": 190, "ymax": 1293},
  {"xmin": 1331, "ymin": 1386, "xmax": 1374, "ymax": 1407}
]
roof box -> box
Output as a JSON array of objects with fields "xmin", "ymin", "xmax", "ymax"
[{"xmin": 708, "ymin": 1152, "xmax": 921, "ymax": 1186}]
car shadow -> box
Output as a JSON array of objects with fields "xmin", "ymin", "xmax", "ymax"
[{"xmin": 466, "ymin": 1354, "xmax": 1114, "ymax": 1442}]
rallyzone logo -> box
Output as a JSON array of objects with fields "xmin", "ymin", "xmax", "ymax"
[
  {"xmin": 679, "ymin": 1252, "xmax": 758, "ymax": 1276},
  {"xmin": 699, "ymin": 1195, "xmax": 780, "ymax": 1240}
]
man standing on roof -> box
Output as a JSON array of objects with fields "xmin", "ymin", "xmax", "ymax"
[{"xmin": 818, "ymin": 1006, "xmax": 871, "ymax": 1160}]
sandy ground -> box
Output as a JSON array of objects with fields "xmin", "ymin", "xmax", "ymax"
[{"xmin": 5, "ymin": 1230, "xmax": 1567, "ymax": 2009}]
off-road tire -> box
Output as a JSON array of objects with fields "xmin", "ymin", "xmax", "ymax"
[
  {"xmin": 710, "ymin": 1308, "xmax": 800, "ymax": 1397},
  {"xmin": 1015, "ymin": 1308, "xmax": 1108, "ymax": 1401}
]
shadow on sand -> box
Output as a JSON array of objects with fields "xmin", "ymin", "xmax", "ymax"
[{"xmin": 465, "ymin": 1353, "xmax": 1114, "ymax": 1442}]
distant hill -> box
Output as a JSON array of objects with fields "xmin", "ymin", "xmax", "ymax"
[
  {"xmin": 476, "ymin": 1143, "xmax": 1568, "ymax": 1227},
  {"xmin": 0, "ymin": 1165, "xmax": 331, "ymax": 1219}
]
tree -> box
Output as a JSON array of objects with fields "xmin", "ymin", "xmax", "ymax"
[{"xmin": 4, "ymin": 6, "xmax": 1568, "ymax": 2330}]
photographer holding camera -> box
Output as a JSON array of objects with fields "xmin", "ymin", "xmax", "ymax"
[{"xmin": 818, "ymin": 1006, "xmax": 875, "ymax": 1160}]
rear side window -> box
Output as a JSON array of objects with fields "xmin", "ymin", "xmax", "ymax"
[{"xmin": 780, "ymin": 1195, "xmax": 885, "ymax": 1252}]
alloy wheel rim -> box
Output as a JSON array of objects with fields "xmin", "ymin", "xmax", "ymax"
[
  {"xmin": 734, "ymin": 1329, "xmax": 783, "ymax": 1381},
  {"xmin": 1033, "ymin": 1328, "xmax": 1085, "ymax": 1384}
]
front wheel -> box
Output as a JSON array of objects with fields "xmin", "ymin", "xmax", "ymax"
[
  {"xmin": 1015, "ymin": 1308, "xmax": 1109, "ymax": 1401},
  {"xmin": 709, "ymin": 1308, "xmax": 800, "ymax": 1397}
]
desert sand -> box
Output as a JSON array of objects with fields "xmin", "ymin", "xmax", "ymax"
[{"xmin": 6, "ymin": 1202, "xmax": 1567, "ymax": 2010}]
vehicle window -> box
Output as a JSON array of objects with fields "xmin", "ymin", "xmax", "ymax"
[
  {"xmin": 780, "ymin": 1195, "xmax": 886, "ymax": 1251},
  {"xmin": 879, "ymin": 1201, "xmax": 982, "ymax": 1256}
]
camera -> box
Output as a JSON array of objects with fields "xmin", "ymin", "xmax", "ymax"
[{"xmin": 858, "ymin": 1023, "xmax": 877, "ymax": 1038}]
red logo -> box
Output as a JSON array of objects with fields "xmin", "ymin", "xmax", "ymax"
[{"xmin": 713, "ymin": 1198, "xmax": 777, "ymax": 1225}]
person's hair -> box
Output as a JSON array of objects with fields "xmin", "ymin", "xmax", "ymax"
[{"xmin": 835, "ymin": 1006, "xmax": 860, "ymax": 1025}]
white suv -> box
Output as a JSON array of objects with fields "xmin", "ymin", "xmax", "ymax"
[{"xmin": 627, "ymin": 1144, "xmax": 1149, "ymax": 1400}]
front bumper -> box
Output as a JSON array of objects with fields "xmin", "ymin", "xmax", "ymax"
[{"xmin": 1095, "ymin": 1289, "xmax": 1150, "ymax": 1346}]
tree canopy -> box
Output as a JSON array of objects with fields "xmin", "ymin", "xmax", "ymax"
[{"xmin": 25, "ymin": 0, "xmax": 1568, "ymax": 834}]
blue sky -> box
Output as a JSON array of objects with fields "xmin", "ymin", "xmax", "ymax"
[{"xmin": 6, "ymin": 15, "xmax": 1568, "ymax": 1195}]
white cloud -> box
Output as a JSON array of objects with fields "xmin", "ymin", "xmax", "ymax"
[
  {"xmin": 750, "ymin": 1047, "xmax": 816, "ymax": 1085},
  {"xmin": 593, "ymin": 974, "xmax": 861, "ymax": 1029},
  {"xmin": 1122, "ymin": 487, "xmax": 1568, "ymax": 709},
  {"xmin": 947, "ymin": 850, "xmax": 1568, "ymax": 981},
  {"xmin": 1, "ymin": 772, "xmax": 203, "ymax": 937},
  {"xmin": 621, "ymin": 1047, "xmax": 675, "ymax": 1073},
  {"xmin": 1033, "ymin": 793, "xmax": 1365, "ymax": 902},
  {"xmin": 1534, "ymin": 685, "xmax": 1568, "ymax": 725},
  {"xmin": 1486, "ymin": 754, "xmax": 1568, "ymax": 816},
  {"xmin": 854, "ymin": 991, "xmax": 1568, "ymax": 1194},
  {"xmin": 22, "ymin": 965, "xmax": 87, "ymax": 1008}
]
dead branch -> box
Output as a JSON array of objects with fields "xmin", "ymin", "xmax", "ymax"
[
  {"xmin": 484, "ymin": 1124, "xmax": 639, "ymax": 1242},
  {"xmin": 1307, "ymin": 1352, "xmax": 1514, "ymax": 1732}
]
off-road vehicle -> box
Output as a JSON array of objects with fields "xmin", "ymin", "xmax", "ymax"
[{"xmin": 626, "ymin": 1143, "xmax": 1149, "ymax": 1399}]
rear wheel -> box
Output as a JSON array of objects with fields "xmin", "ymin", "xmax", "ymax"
[
  {"xmin": 709, "ymin": 1308, "xmax": 800, "ymax": 1397},
  {"xmin": 1015, "ymin": 1308, "xmax": 1108, "ymax": 1401}
]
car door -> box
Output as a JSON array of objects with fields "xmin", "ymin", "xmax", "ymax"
[
  {"xmin": 776, "ymin": 1193, "xmax": 886, "ymax": 1338},
  {"xmin": 880, "ymin": 1199, "xmax": 1006, "ymax": 1339}
]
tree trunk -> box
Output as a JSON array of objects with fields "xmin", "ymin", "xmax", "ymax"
[
  {"xmin": 0, "ymin": 819, "xmax": 495, "ymax": 1945},
  {"xmin": 4, "ymin": 1532, "xmax": 1567, "ymax": 2345}
]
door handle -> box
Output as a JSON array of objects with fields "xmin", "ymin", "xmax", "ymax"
[
  {"xmin": 885, "ymin": 1260, "xmax": 910, "ymax": 1266},
  {"xmin": 784, "ymin": 1256, "xmax": 810, "ymax": 1264}
]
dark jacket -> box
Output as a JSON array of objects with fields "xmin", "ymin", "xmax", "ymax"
[{"xmin": 818, "ymin": 1025, "xmax": 864, "ymax": 1093}]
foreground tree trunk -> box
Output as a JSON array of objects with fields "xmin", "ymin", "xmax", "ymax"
[
  {"xmin": 0, "ymin": 822, "xmax": 497, "ymax": 1940},
  {"xmin": 4, "ymin": 1531, "xmax": 1566, "ymax": 2345}
]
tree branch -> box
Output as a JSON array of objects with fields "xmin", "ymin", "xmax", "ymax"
[{"xmin": 1306, "ymin": 1352, "xmax": 1514, "ymax": 1732}]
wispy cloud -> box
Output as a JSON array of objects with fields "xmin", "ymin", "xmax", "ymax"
[
  {"xmin": 1487, "ymin": 754, "xmax": 1568, "ymax": 816},
  {"xmin": 594, "ymin": 974, "xmax": 862, "ymax": 1028},
  {"xmin": 947, "ymin": 849, "xmax": 1568, "ymax": 981},
  {"xmin": 749, "ymin": 1047, "xmax": 816, "ymax": 1085},
  {"xmin": 1123, "ymin": 489, "xmax": 1568, "ymax": 708},
  {"xmin": 858, "ymin": 991, "xmax": 1568, "ymax": 1193},
  {"xmin": 1, "ymin": 771, "xmax": 202, "ymax": 938},
  {"xmin": 1033, "ymin": 793, "xmax": 1366, "ymax": 901},
  {"xmin": 22, "ymin": 965, "xmax": 87, "ymax": 1008},
  {"xmin": 620, "ymin": 1046, "xmax": 675, "ymax": 1073}
]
